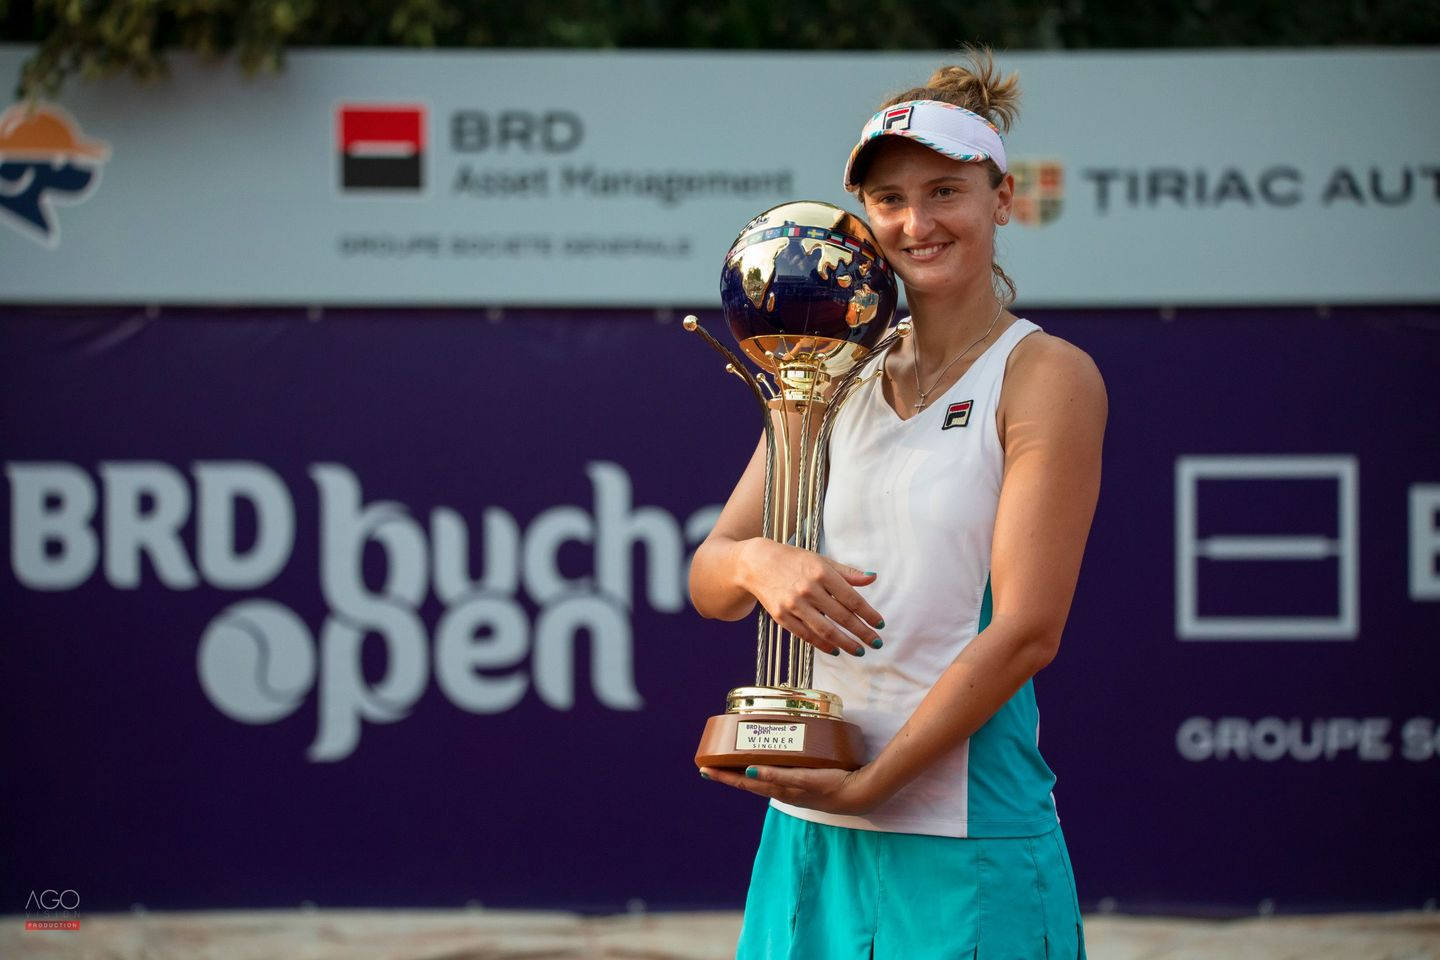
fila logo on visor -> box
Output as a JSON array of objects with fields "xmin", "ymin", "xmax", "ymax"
[
  {"xmin": 882, "ymin": 106, "xmax": 914, "ymax": 131},
  {"xmin": 942, "ymin": 400, "xmax": 973, "ymax": 430}
]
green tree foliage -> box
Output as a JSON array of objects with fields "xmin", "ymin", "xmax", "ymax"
[{"xmin": 4, "ymin": 0, "xmax": 1437, "ymax": 98}]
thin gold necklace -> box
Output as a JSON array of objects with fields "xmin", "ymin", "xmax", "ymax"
[{"xmin": 910, "ymin": 301, "xmax": 1004, "ymax": 411}]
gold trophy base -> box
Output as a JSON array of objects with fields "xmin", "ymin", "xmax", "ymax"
[{"xmin": 694, "ymin": 685, "xmax": 864, "ymax": 770}]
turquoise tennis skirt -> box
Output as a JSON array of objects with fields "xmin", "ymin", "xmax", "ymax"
[{"xmin": 737, "ymin": 807, "xmax": 1086, "ymax": 960}]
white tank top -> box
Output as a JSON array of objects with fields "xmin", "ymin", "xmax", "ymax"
[{"xmin": 772, "ymin": 317, "xmax": 1060, "ymax": 839}]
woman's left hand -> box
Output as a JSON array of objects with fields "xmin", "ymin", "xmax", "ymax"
[{"xmin": 698, "ymin": 764, "xmax": 882, "ymax": 816}]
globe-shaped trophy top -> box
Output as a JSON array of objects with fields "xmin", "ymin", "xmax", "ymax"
[{"xmin": 720, "ymin": 200, "xmax": 898, "ymax": 391}]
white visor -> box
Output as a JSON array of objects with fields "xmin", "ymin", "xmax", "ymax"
[{"xmin": 843, "ymin": 99, "xmax": 1007, "ymax": 191}]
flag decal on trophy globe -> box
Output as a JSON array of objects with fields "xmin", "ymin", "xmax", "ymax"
[
  {"xmin": 1011, "ymin": 158, "xmax": 1063, "ymax": 226},
  {"xmin": 337, "ymin": 104, "xmax": 425, "ymax": 191}
]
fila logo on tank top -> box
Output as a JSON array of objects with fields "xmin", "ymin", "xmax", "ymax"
[
  {"xmin": 942, "ymin": 400, "xmax": 973, "ymax": 429},
  {"xmin": 772, "ymin": 317, "xmax": 1061, "ymax": 839}
]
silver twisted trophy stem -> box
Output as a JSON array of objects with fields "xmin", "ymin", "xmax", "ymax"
[{"xmin": 684, "ymin": 315, "xmax": 911, "ymax": 692}]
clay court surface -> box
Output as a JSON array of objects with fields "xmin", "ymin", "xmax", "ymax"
[{"xmin": 5, "ymin": 909, "xmax": 1439, "ymax": 959}]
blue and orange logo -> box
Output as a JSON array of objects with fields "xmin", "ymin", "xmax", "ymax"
[{"xmin": 0, "ymin": 102, "xmax": 111, "ymax": 247}]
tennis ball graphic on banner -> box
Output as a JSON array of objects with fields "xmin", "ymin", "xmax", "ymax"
[{"xmin": 198, "ymin": 600, "xmax": 318, "ymax": 725}]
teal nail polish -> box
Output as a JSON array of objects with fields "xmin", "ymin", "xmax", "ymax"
[
  {"xmin": 865, "ymin": 570, "xmax": 877, "ymax": 577},
  {"xmin": 876, "ymin": 619, "xmax": 885, "ymax": 629},
  {"xmin": 827, "ymin": 647, "xmax": 841, "ymax": 656},
  {"xmin": 700, "ymin": 771, "xmax": 710, "ymax": 780},
  {"xmin": 745, "ymin": 766, "xmax": 759, "ymax": 779},
  {"xmin": 870, "ymin": 637, "xmax": 883, "ymax": 649},
  {"xmin": 851, "ymin": 646, "xmax": 865, "ymax": 657}
]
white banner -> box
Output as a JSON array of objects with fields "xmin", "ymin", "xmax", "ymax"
[{"xmin": 1, "ymin": 46, "xmax": 1436, "ymax": 305}]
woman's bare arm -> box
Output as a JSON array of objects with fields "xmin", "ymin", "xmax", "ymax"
[{"xmin": 688, "ymin": 433, "xmax": 768, "ymax": 622}]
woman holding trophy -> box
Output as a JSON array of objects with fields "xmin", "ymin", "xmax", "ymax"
[{"xmin": 691, "ymin": 48, "xmax": 1106, "ymax": 958}]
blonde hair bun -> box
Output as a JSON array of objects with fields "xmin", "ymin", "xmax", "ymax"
[{"xmin": 888, "ymin": 46, "xmax": 1020, "ymax": 134}]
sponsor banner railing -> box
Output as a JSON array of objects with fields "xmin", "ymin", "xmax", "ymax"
[
  {"xmin": 0, "ymin": 47, "xmax": 1437, "ymax": 305},
  {"xmin": 3, "ymin": 305, "xmax": 1437, "ymax": 911}
]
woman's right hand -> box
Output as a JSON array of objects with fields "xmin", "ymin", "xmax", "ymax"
[{"xmin": 736, "ymin": 538, "xmax": 885, "ymax": 657}]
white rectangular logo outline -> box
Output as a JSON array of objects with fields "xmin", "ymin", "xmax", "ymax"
[
  {"xmin": 1175, "ymin": 455, "xmax": 1358, "ymax": 640},
  {"xmin": 1409, "ymin": 485, "xmax": 1440, "ymax": 601}
]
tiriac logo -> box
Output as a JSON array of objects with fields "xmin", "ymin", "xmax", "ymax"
[
  {"xmin": 0, "ymin": 102, "xmax": 111, "ymax": 247},
  {"xmin": 1011, "ymin": 158, "xmax": 1064, "ymax": 226}
]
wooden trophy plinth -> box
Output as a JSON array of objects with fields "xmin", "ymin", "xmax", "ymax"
[{"xmin": 694, "ymin": 687, "xmax": 864, "ymax": 771}]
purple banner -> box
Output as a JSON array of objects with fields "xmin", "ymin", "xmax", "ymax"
[{"xmin": 3, "ymin": 305, "xmax": 1438, "ymax": 913}]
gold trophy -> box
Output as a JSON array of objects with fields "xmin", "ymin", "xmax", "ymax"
[{"xmin": 687, "ymin": 201, "xmax": 909, "ymax": 770}]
